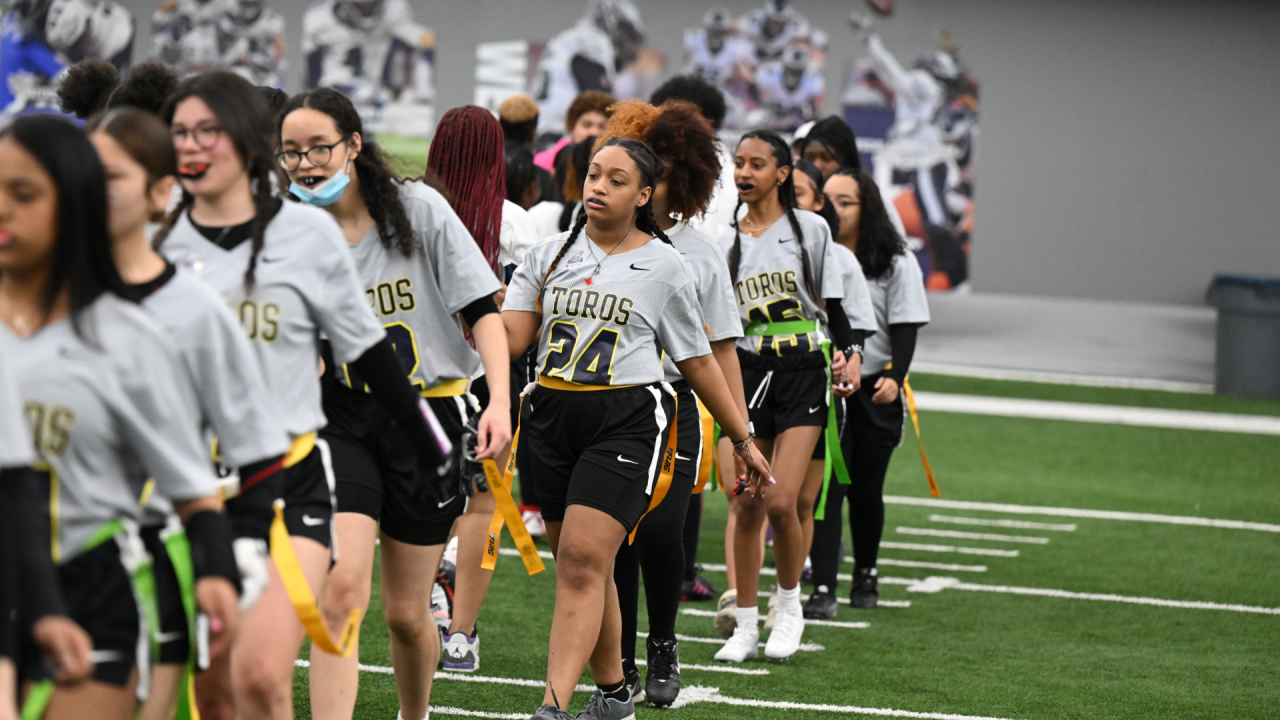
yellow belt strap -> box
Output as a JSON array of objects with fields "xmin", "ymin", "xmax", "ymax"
[
  {"xmin": 269, "ymin": 503, "xmax": 360, "ymax": 655},
  {"xmin": 283, "ymin": 432, "xmax": 316, "ymax": 469},
  {"xmin": 480, "ymin": 395, "xmax": 545, "ymax": 574},
  {"xmin": 421, "ymin": 378, "xmax": 469, "ymax": 397},
  {"xmin": 692, "ymin": 397, "xmax": 715, "ymax": 494},
  {"xmin": 628, "ymin": 393, "xmax": 678, "ymax": 544},
  {"xmin": 901, "ymin": 377, "xmax": 941, "ymax": 498}
]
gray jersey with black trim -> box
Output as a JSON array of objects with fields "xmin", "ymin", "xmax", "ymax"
[
  {"xmin": 718, "ymin": 209, "xmax": 843, "ymax": 357},
  {"xmin": 141, "ymin": 268, "xmax": 290, "ymax": 467},
  {"xmin": 831, "ymin": 244, "xmax": 877, "ymax": 335},
  {"xmin": 506, "ymin": 233, "xmax": 711, "ymax": 387},
  {"xmin": 0, "ymin": 350, "xmax": 34, "ymax": 468},
  {"xmin": 161, "ymin": 201, "xmax": 386, "ymax": 438},
  {"xmin": 339, "ymin": 182, "xmax": 503, "ymax": 392},
  {"xmin": 863, "ymin": 253, "xmax": 931, "ymax": 375},
  {"xmin": 0, "ymin": 295, "xmax": 217, "ymax": 564},
  {"xmin": 662, "ymin": 223, "xmax": 742, "ymax": 384}
]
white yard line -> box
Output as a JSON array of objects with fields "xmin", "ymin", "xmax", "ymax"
[
  {"xmin": 871, "ymin": 543, "xmax": 1020, "ymax": 558},
  {"xmin": 886, "ymin": 496, "xmax": 1280, "ymax": 533},
  {"xmin": 498, "ymin": 547, "xmax": 554, "ymax": 560},
  {"xmin": 911, "ymin": 361, "xmax": 1212, "ymax": 394},
  {"xmin": 636, "ymin": 658, "xmax": 770, "ymax": 676},
  {"xmin": 682, "ymin": 608, "xmax": 870, "ymax": 629},
  {"xmin": 639, "ymin": 630, "xmax": 824, "ymax": 652},
  {"xmin": 912, "ymin": 391, "xmax": 1280, "ymax": 435},
  {"xmin": 928, "ymin": 514, "xmax": 1076, "ymax": 531},
  {"xmin": 897, "ymin": 527, "xmax": 1049, "ymax": 544},
  {"xmin": 800, "ymin": 594, "xmax": 911, "ymax": 609},
  {"xmin": 705, "ymin": 562, "xmax": 855, "ymax": 584},
  {"xmin": 878, "ymin": 558, "xmax": 988, "ymax": 573},
  {"xmin": 430, "ymin": 709, "xmax": 528, "ymax": 719}
]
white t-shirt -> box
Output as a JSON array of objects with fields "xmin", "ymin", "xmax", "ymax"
[
  {"xmin": 500, "ymin": 200, "xmax": 541, "ymax": 270},
  {"xmin": 527, "ymin": 201, "xmax": 565, "ymax": 242}
]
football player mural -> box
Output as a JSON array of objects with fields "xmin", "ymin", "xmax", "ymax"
[
  {"xmin": 844, "ymin": 9, "xmax": 980, "ymax": 290},
  {"xmin": 2, "ymin": 0, "xmax": 133, "ymax": 119},
  {"xmin": 302, "ymin": 0, "xmax": 436, "ymax": 137},
  {"xmin": 151, "ymin": 0, "xmax": 284, "ymax": 86}
]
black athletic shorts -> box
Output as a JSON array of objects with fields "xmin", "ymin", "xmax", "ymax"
[
  {"xmin": 139, "ymin": 525, "xmax": 190, "ymax": 665},
  {"xmin": 282, "ymin": 441, "xmax": 336, "ymax": 548},
  {"xmin": 671, "ymin": 382, "xmax": 704, "ymax": 492},
  {"xmin": 50, "ymin": 542, "xmax": 139, "ymax": 686},
  {"xmin": 740, "ymin": 351, "xmax": 829, "ymax": 439},
  {"xmin": 525, "ymin": 382, "xmax": 676, "ymax": 533},
  {"xmin": 323, "ymin": 382, "xmax": 472, "ymax": 546},
  {"xmin": 846, "ymin": 371, "xmax": 906, "ymax": 446}
]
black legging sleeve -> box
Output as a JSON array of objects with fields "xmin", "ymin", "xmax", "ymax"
[
  {"xmin": 824, "ymin": 300, "xmax": 868, "ymax": 354},
  {"xmin": 2, "ymin": 466, "xmax": 69, "ymax": 622},
  {"xmin": 349, "ymin": 337, "xmax": 447, "ymax": 470},
  {"xmin": 886, "ymin": 323, "xmax": 921, "ymax": 385}
]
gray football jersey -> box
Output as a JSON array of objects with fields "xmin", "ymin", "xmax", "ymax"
[
  {"xmin": 142, "ymin": 268, "xmax": 290, "ymax": 467},
  {"xmin": 1, "ymin": 295, "xmax": 218, "ymax": 563},
  {"xmin": 506, "ymin": 233, "xmax": 711, "ymax": 387},
  {"xmin": 161, "ymin": 201, "xmax": 386, "ymax": 438},
  {"xmin": 0, "ymin": 350, "xmax": 34, "ymax": 468},
  {"xmin": 339, "ymin": 182, "xmax": 503, "ymax": 392},
  {"xmin": 718, "ymin": 210, "xmax": 844, "ymax": 357},
  {"xmin": 662, "ymin": 223, "xmax": 743, "ymax": 384},
  {"xmin": 831, "ymin": 244, "xmax": 878, "ymax": 335},
  {"xmin": 862, "ymin": 252, "xmax": 931, "ymax": 375}
]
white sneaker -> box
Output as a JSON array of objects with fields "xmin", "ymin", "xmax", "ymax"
[
  {"xmin": 714, "ymin": 589, "xmax": 738, "ymax": 638},
  {"xmin": 430, "ymin": 583, "xmax": 451, "ymax": 632},
  {"xmin": 443, "ymin": 536, "xmax": 459, "ymax": 566},
  {"xmin": 764, "ymin": 588, "xmax": 778, "ymax": 630},
  {"xmin": 764, "ymin": 603, "xmax": 804, "ymax": 660},
  {"xmin": 714, "ymin": 622, "xmax": 759, "ymax": 663},
  {"xmin": 521, "ymin": 508, "xmax": 547, "ymax": 538}
]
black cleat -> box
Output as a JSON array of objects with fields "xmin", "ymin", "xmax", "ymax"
[
  {"xmin": 624, "ymin": 661, "xmax": 644, "ymax": 705},
  {"xmin": 680, "ymin": 574, "xmax": 717, "ymax": 602},
  {"xmin": 644, "ymin": 636, "xmax": 681, "ymax": 708},
  {"xmin": 803, "ymin": 585, "xmax": 839, "ymax": 619},
  {"xmin": 850, "ymin": 567, "xmax": 879, "ymax": 609}
]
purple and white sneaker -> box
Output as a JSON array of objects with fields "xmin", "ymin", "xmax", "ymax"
[{"xmin": 442, "ymin": 627, "xmax": 479, "ymax": 672}]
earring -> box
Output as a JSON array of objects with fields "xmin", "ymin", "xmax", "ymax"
[{"xmin": 777, "ymin": 179, "xmax": 784, "ymax": 186}]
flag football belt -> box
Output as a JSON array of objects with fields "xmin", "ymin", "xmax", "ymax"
[
  {"xmin": 420, "ymin": 378, "xmax": 469, "ymax": 398},
  {"xmin": 888, "ymin": 364, "xmax": 941, "ymax": 498},
  {"xmin": 693, "ymin": 396, "xmax": 715, "ymax": 494},
  {"xmin": 269, "ymin": 501, "xmax": 360, "ymax": 656},
  {"xmin": 744, "ymin": 319, "xmax": 850, "ymax": 522}
]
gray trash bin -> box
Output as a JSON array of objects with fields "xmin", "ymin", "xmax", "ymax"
[{"xmin": 1206, "ymin": 275, "xmax": 1280, "ymax": 399}]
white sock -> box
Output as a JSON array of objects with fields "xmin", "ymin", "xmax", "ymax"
[
  {"xmin": 736, "ymin": 606, "xmax": 759, "ymax": 630},
  {"xmin": 777, "ymin": 584, "xmax": 801, "ymax": 609}
]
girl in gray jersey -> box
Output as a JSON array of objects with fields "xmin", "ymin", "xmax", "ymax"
[
  {"xmin": 815, "ymin": 168, "xmax": 929, "ymax": 612},
  {"xmin": 154, "ymin": 72, "xmax": 449, "ymax": 720},
  {"xmin": 87, "ymin": 106, "xmax": 293, "ymax": 720},
  {"xmin": 594, "ymin": 99, "xmax": 749, "ymax": 707},
  {"xmin": 277, "ymin": 89, "xmax": 511, "ymax": 719},
  {"xmin": 714, "ymin": 130, "xmax": 868, "ymax": 664},
  {"xmin": 503, "ymin": 137, "xmax": 773, "ymax": 720},
  {"xmin": 0, "ymin": 115, "xmax": 241, "ymax": 720}
]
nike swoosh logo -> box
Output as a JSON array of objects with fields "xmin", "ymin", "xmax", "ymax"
[
  {"xmin": 260, "ymin": 255, "xmax": 286, "ymax": 263},
  {"xmin": 676, "ymin": 454, "xmax": 692, "ymax": 461},
  {"xmin": 617, "ymin": 455, "xmax": 638, "ymax": 465},
  {"xmin": 778, "ymin": 238, "xmax": 792, "ymax": 243},
  {"xmin": 301, "ymin": 514, "xmax": 326, "ymax": 526},
  {"xmin": 630, "ymin": 263, "xmax": 650, "ymax": 271},
  {"xmin": 156, "ymin": 630, "xmax": 185, "ymax": 644},
  {"xmin": 808, "ymin": 406, "xmax": 821, "ymax": 413},
  {"xmin": 437, "ymin": 497, "xmax": 456, "ymax": 508}
]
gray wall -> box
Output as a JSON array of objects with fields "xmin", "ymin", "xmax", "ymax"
[{"xmin": 118, "ymin": 0, "xmax": 1280, "ymax": 305}]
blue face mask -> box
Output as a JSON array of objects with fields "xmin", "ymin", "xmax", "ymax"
[{"xmin": 289, "ymin": 161, "xmax": 351, "ymax": 207}]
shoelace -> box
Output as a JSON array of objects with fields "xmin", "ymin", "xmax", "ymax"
[{"xmin": 650, "ymin": 642, "xmax": 678, "ymax": 676}]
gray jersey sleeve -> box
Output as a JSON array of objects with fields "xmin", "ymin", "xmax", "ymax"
[
  {"xmin": 0, "ymin": 351, "xmax": 34, "ymax": 468},
  {"xmin": 148, "ymin": 272, "xmax": 291, "ymax": 467},
  {"xmin": 832, "ymin": 244, "xmax": 877, "ymax": 333},
  {"xmin": 406, "ymin": 184, "xmax": 503, "ymax": 314},
  {"xmin": 656, "ymin": 269, "xmax": 713, "ymax": 364},
  {"xmin": 886, "ymin": 253, "xmax": 931, "ymax": 326},
  {"xmin": 309, "ymin": 213, "xmax": 387, "ymax": 364},
  {"xmin": 805, "ymin": 212, "xmax": 845, "ymax": 302},
  {"xmin": 503, "ymin": 237, "xmax": 554, "ymax": 314}
]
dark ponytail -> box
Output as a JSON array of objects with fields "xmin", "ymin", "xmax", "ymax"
[
  {"xmin": 157, "ymin": 72, "xmax": 279, "ymax": 290},
  {"xmin": 731, "ymin": 130, "xmax": 825, "ymax": 312}
]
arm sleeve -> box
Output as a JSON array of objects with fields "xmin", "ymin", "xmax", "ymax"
[
  {"xmin": 887, "ymin": 323, "xmax": 919, "ymax": 385},
  {"xmin": 4, "ymin": 466, "xmax": 69, "ymax": 621},
  {"xmin": 348, "ymin": 338, "xmax": 446, "ymax": 469},
  {"xmin": 459, "ymin": 295, "xmax": 499, "ymax": 328},
  {"xmin": 824, "ymin": 300, "xmax": 861, "ymax": 354}
]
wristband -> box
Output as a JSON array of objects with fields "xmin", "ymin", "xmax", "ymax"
[{"xmin": 185, "ymin": 510, "xmax": 242, "ymax": 595}]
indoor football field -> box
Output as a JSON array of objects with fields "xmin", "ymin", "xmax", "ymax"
[{"xmin": 291, "ymin": 373, "xmax": 1280, "ymax": 720}]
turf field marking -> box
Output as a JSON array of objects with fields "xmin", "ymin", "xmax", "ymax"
[
  {"xmin": 912, "ymin": 391, "xmax": 1280, "ymax": 435},
  {"xmin": 928, "ymin": 514, "xmax": 1076, "ymax": 531},
  {"xmin": 703, "ymin": 562, "xmax": 854, "ymax": 583},
  {"xmin": 886, "ymin": 495, "xmax": 1280, "ymax": 533},
  {"xmin": 635, "ymin": 658, "xmax": 770, "ymax": 675},
  {"xmin": 498, "ymin": 547, "xmax": 554, "ymax": 560},
  {"xmin": 800, "ymin": 594, "xmax": 912, "ymax": 609},
  {"xmin": 897, "ymin": 527, "xmax": 1050, "ymax": 544},
  {"xmin": 682, "ymin": 608, "xmax": 870, "ymax": 629},
  {"xmin": 878, "ymin": 558, "xmax": 988, "ymax": 572},
  {"xmin": 875, "ymin": 542, "xmax": 1020, "ymax": 558},
  {"xmin": 430, "ymin": 709, "xmax": 528, "ymax": 719},
  {"xmin": 638, "ymin": 630, "xmax": 825, "ymax": 652},
  {"xmin": 896, "ymin": 576, "xmax": 1280, "ymax": 615},
  {"xmin": 911, "ymin": 360, "xmax": 1212, "ymax": 393},
  {"xmin": 671, "ymin": 684, "xmax": 1027, "ymax": 719}
]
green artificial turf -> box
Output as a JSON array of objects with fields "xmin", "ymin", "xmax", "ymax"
[{"xmin": 292, "ymin": 379, "xmax": 1280, "ymax": 719}]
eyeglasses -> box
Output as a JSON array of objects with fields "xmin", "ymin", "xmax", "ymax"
[
  {"xmin": 276, "ymin": 137, "xmax": 349, "ymax": 172},
  {"xmin": 171, "ymin": 124, "xmax": 224, "ymax": 150}
]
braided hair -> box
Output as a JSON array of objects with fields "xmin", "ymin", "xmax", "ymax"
[
  {"xmin": 537, "ymin": 137, "xmax": 670, "ymax": 305},
  {"xmin": 428, "ymin": 105, "xmax": 506, "ymax": 276},
  {"xmin": 277, "ymin": 88, "xmax": 421, "ymax": 257},
  {"xmin": 155, "ymin": 72, "xmax": 278, "ymax": 290},
  {"xmin": 728, "ymin": 130, "xmax": 825, "ymax": 312}
]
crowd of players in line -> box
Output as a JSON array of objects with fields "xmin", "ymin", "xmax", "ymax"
[{"xmin": 0, "ymin": 54, "xmax": 927, "ymax": 720}]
